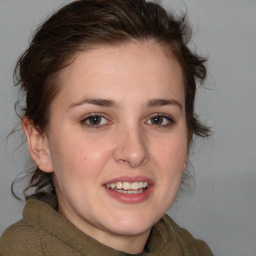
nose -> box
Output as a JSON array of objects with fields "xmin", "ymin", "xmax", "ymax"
[{"xmin": 113, "ymin": 126, "xmax": 149, "ymax": 168}]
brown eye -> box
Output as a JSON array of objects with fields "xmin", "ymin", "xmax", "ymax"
[
  {"xmin": 88, "ymin": 115, "xmax": 102, "ymax": 125},
  {"xmin": 146, "ymin": 114, "xmax": 175, "ymax": 127},
  {"xmin": 151, "ymin": 115, "xmax": 164, "ymax": 125},
  {"xmin": 81, "ymin": 115, "xmax": 108, "ymax": 127}
]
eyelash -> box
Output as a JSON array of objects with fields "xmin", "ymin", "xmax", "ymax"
[
  {"xmin": 80, "ymin": 114, "xmax": 109, "ymax": 128},
  {"xmin": 146, "ymin": 114, "xmax": 175, "ymax": 128},
  {"xmin": 80, "ymin": 113, "xmax": 175, "ymax": 128}
]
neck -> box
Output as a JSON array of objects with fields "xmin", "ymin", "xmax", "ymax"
[{"xmin": 95, "ymin": 230, "xmax": 151, "ymax": 254}]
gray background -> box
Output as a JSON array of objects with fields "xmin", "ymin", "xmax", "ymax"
[{"xmin": 1, "ymin": 1, "xmax": 256, "ymax": 255}]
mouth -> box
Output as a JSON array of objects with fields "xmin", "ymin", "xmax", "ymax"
[
  {"xmin": 105, "ymin": 181, "xmax": 149, "ymax": 194},
  {"xmin": 103, "ymin": 176, "xmax": 153, "ymax": 203}
]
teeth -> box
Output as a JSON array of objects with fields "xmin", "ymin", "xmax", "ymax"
[
  {"xmin": 106, "ymin": 181, "xmax": 149, "ymax": 190},
  {"xmin": 113, "ymin": 189, "xmax": 144, "ymax": 194},
  {"xmin": 142, "ymin": 182, "xmax": 148, "ymax": 188},
  {"xmin": 123, "ymin": 182, "xmax": 131, "ymax": 190},
  {"xmin": 131, "ymin": 182, "xmax": 139, "ymax": 190},
  {"xmin": 116, "ymin": 182, "xmax": 122, "ymax": 189}
]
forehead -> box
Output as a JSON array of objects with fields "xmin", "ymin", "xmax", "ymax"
[{"xmin": 55, "ymin": 41, "xmax": 184, "ymax": 105}]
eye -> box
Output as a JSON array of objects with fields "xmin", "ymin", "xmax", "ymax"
[
  {"xmin": 146, "ymin": 114, "xmax": 175, "ymax": 127},
  {"xmin": 81, "ymin": 114, "xmax": 108, "ymax": 127}
]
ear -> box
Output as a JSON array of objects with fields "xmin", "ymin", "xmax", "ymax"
[{"xmin": 22, "ymin": 117, "xmax": 53, "ymax": 173}]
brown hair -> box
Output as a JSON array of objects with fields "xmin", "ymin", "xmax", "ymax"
[{"xmin": 13, "ymin": 0, "xmax": 210, "ymax": 199}]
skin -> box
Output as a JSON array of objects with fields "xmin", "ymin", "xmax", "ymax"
[{"xmin": 23, "ymin": 40, "xmax": 189, "ymax": 254}]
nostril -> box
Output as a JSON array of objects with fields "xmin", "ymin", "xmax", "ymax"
[
  {"xmin": 115, "ymin": 151, "xmax": 149, "ymax": 168},
  {"xmin": 118, "ymin": 159, "xmax": 130, "ymax": 164},
  {"xmin": 113, "ymin": 130, "xmax": 150, "ymax": 168}
]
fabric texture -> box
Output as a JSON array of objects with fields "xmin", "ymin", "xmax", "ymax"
[{"xmin": 0, "ymin": 197, "xmax": 214, "ymax": 255}]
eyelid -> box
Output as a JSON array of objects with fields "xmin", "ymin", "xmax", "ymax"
[
  {"xmin": 79, "ymin": 112, "xmax": 175, "ymax": 129},
  {"xmin": 80, "ymin": 113, "xmax": 111, "ymax": 128},
  {"xmin": 145, "ymin": 113, "xmax": 176, "ymax": 127}
]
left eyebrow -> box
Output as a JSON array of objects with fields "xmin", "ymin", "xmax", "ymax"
[{"xmin": 145, "ymin": 99, "xmax": 183, "ymax": 110}]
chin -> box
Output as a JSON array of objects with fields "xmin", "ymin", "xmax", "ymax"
[
  {"xmin": 109, "ymin": 225, "xmax": 151, "ymax": 237},
  {"xmin": 105, "ymin": 214, "xmax": 157, "ymax": 236}
]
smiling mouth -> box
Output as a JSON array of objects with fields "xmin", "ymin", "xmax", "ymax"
[{"xmin": 105, "ymin": 181, "xmax": 149, "ymax": 194}]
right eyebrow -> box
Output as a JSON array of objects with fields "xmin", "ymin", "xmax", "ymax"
[{"xmin": 68, "ymin": 98, "xmax": 118, "ymax": 110}]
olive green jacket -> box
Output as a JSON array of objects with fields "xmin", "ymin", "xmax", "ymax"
[{"xmin": 0, "ymin": 198, "xmax": 213, "ymax": 255}]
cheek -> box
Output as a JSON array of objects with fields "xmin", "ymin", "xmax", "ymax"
[
  {"xmin": 52, "ymin": 134, "xmax": 112, "ymax": 176},
  {"xmin": 151, "ymin": 136, "xmax": 187, "ymax": 207},
  {"xmin": 153, "ymin": 135, "xmax": 188, "ymax": 171}
]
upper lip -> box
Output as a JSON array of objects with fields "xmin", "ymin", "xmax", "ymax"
[{"xmin": 103, "ymin": 176, "xmax": 154, "ymax": 185}]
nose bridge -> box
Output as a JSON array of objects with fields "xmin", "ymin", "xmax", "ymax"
[{"xmin": 113, "ymin": 122, "xmax": 149, "ymax": 168}]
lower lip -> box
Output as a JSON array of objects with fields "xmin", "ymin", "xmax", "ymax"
[{"xmin": 103, "ymin": 186, "xmax": 154, "ymax": 204}]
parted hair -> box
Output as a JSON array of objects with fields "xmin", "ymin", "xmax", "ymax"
[{"xmin": 13, "ymin": 0, "xmax": 210, "ymax": 199}]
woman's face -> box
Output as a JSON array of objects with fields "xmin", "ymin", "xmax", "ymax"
[{"xmin": 41, "ymin": 41, "xmax": 188, "ymax": 251}]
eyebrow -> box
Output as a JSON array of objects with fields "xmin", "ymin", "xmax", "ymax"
[
  {"xmin": 68, "ymin": 98, "xmax": 117, "ymax": 109},
  {"xmin": 68, "ymin": 97, "xmax": 182, "ymax": 110},
  {"xmin": 145, "ymin": 99, "xmax": 182, "ymax": 110}
]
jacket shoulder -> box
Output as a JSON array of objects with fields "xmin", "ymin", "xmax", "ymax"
[
  {"xmin": 0, "ymin": 219, "xmax": 44, "ymax": 256},
  {"xmin": 162, "ymin": 214, "xmax": 214, "ymax": 256}
]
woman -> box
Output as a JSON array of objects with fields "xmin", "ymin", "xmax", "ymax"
[{"xmin": 0, "ymin": 0, "xmax": 213, "ymax": 255}]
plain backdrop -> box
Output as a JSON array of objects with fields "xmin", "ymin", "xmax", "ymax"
[{"xmin": 1, "ymin": 1, "xmax": 256, "ymax": 255}]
